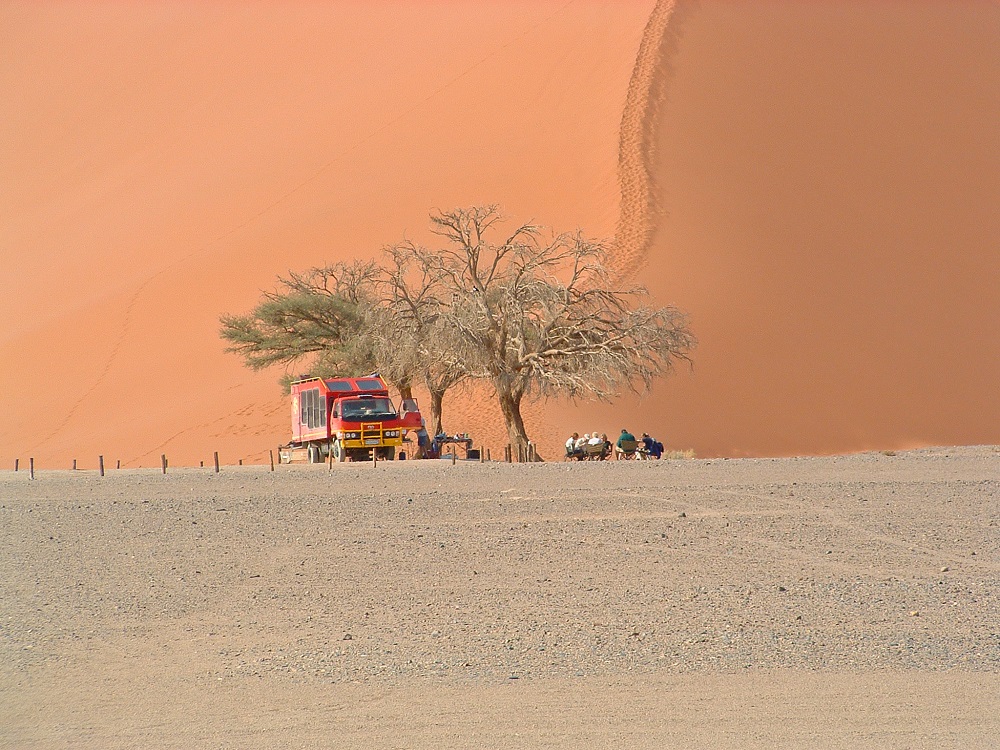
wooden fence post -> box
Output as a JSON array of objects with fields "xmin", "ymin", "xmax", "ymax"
[
  {"xmin": 238, "ymin": 459, "xmax": 243, "ymax": 466},
  {"xmin": 214, "ymin": 452, "xmax": 220, "ymax": 473},
  {"xmin": 14, "ymin": 458, "xmax": 18, "ymax": 472},
  {"xmin": 161, "ymin": 454, "xmax": 167, "ymax": 474},
  {"xmin": 72, "ymin": 459, "xmax": 77, "ymax": 471},
  {"xmin": 269, "ymin": 450, "xmax": 275, "ymax": 471},
  {"xmin": 117, "ymin": 460, "xmax": 121, "ymax": 470},
  {"xmin": 451, "ymin": 448, "xmax": 456, "ymax": 465},
  {"xmin": 486, "ymin": 448, "xmax": 491, "ymax": 462},
  {"xmin": 29, "ymin": 457, "xmax": 34, "ymax": 480},
  {"xmin": 99, "ymin": 455, "xmax": 105, "ymax": 477}
]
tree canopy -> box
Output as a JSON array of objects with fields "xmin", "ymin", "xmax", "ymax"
[{"xmin": 220, "ymin": 206, "xmax": 695, "ymax": 455}]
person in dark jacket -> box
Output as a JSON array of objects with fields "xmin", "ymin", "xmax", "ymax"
[
  {"xmin": 615, "ymin": 429, "xmax": 636, "ymax": 458},
  {"xmin": 617, "ymin": 428, "xmax": 636, "ymax": 448}
]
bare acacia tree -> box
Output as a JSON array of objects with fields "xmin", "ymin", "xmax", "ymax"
[
  {"xmin": 221, "ymin": 207, "xmax": 694, "ymax": 456},
  {"xmin": 371, "ymin": 243, "xmax": 466, "ymax": 436},
  {"xmin": 426, "ymin": 206, "xmax": 694, "ymax": 456}
]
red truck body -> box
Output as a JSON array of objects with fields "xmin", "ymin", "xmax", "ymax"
[{"xmin": 282, "ymin": 375, "xmax": 421, "ymax": 462}]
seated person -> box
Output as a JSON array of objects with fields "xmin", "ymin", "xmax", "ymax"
[
  {"xmin": 641, "ymin": 433, "xmax": 654, "ymax": 457},
  {"xmin": 581, "ymin": 431, "xmax": 605, "ymax": 459},
  {"xmin": 650, "ymin": 439, "xmax": 664, "ymax": 459},
  {"xmin": 565, "ymin": 432, "xmax": 582, "ymax": 459},
  {"xmin": 615, "ymin": 428, "xmax": 637, "ymax": 456}
]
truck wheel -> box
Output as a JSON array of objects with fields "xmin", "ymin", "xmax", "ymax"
[
  {"xmin": 307, "ymin": 444, "xmax": 321, "ymax": 464},
  {"xmin": 332, "ymin": 439, "xmax": 347, "ymax": 463},
  {"xmin": 378, "ymin": 447, "xmax": 396, "ymax": 461}
]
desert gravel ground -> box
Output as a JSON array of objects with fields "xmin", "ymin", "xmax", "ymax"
[{"xmin": 2, "ymin": 447, "xmax": 998, "ymax": 748}]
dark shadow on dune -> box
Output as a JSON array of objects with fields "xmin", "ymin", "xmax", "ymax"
[{"xmin": 611, "ymin": 0, "xmax": 1000, "ymax": 456}]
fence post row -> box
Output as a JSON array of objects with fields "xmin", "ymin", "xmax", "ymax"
[{"xmin": 11, "ymin": 439, "xmax": 512, "ymax": 476}]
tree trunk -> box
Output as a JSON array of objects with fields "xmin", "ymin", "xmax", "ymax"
[
  {"xmin": 497, "ymin": 388, "xmax": 531, "ymax": 460},
  {"xmin": 429, "ymin": 388, "xmax": 445, "ymax": 437}
]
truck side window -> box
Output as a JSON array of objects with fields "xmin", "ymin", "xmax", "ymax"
[{"xmin": 302, "ymin": 388, "xmax": 323, "ymax": 429}]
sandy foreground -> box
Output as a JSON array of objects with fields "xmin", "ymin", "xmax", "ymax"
[{"xmin": 2, "ymin": 447, "xmax": 998, "ymax": 749}]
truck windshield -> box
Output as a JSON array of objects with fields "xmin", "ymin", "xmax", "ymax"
[{"xmin": 340, "ymin": 397, "xmax": 396, "ymax": 421}]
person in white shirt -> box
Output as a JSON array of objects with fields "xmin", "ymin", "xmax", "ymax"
[{"xmin": 565, "ymin": 432, "xmax": 582, "ymax": 459}]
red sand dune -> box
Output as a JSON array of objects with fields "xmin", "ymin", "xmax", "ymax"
[
  {"xmin": 1, "ymin": 0, "xmax": 997, "ymax": 468},
  {"xmin": 578, "ymin": 0, "xmax": 1000, "ymax": 457}
]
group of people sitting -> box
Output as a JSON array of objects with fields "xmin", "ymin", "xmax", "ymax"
[
  {"xmin": 564, "ymin": 431, "xmax": 612, "ymax": 460},
  {"xmin": 565, "ymin": 429, "xmax": 665, "ymax": 461}
]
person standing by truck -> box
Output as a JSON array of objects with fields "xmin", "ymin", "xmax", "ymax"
[{"xmin": 415, "ymin": 417, "xmax": 431, "ymax": 459}]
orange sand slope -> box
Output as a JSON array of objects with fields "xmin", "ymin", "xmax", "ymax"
[
  {"xmin": 2, "ymin": 1, "xmax": 998, "ymax": 468},
  {"xmin": 1, "ymin": 1, "xmax": 652, "ymax": 468}
]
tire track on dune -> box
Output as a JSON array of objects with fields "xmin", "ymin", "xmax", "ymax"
[
  {"xmin": 123, "ymin": 395, "xmax": 286, "ymax": 468},
  {"xmin": 25, "ymin": 269, "xmax": 170, "ymax": 454},
  {"xmin": 613, "ymin": 0, "xmax": 686, "ymax": 280}
]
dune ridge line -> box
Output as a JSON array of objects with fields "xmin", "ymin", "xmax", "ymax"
[{"xmin": 614, "ymin": 0, "xmax": 678, "ymax": 279}]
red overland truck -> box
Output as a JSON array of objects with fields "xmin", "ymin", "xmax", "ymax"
[{"xmin": 279, "ymin": 374, "xmax": 422, "ymax": 463}]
